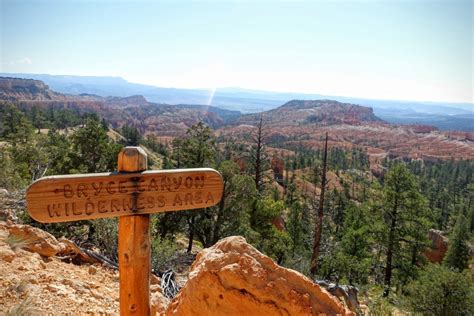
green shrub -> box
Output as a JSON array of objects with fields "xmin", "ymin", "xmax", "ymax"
[
  {"xmin": 404, "ymin": 264, "xmax": 474, "ymax": 315},
  {"xmin": 151, "ymin": 236, "xmax": 178, "ymax": 273},
  {"xmin": 90, "ymin": 218, "xmax": 118, "ymax": 262}
]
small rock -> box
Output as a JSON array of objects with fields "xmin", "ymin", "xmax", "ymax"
[
  {"xmin": 151, "ymin": 274, "xmax": 161, "ymax": 285},
  {"xmin": 84, "ymin": 281, "xmax": 100, "ymax": 289},
  {"xmin": 29, "ymin": 277, "xmax": 39, "ymax": 285},
  {"xmin": 46, "ymin": 284, "xmax": 60, "ymax": 292},
  {"xmin": 150, "ymin": 284, "xmax": 162, "ymax": 293},
  {"xmin": 0, "ymin": 248, "xmax": 15, "ymax": 262},
  {"xmin": 88, "ymin": 265, "xmax": 97, "ymax": 275},
  {"xmin": 90, "ymin": 289, "xmax": 102, "ymax": 299},
  {"xmin": 61, "ymin": 278, "xmax": 74, "ymax": 286}
]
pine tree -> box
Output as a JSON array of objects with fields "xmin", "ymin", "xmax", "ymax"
[
  {"xmin": 250, "ymin": 114, "xmax": 269, "ymax": 194},
  {"xmin": 70, "ymin": 116, "xmax": 122, "ymax": 173},
  {"xmin": 443, "ymin": 213, "xmax": 470, "ymax": 271},
  {"xmin": 121, "ymin": 125, "xmax": 142, "ymax": 146},
  {"xmin": 1, "ymin": 103, "xmax": 34, "ymax": 145},
  {"xmin": 310, "ymin": 132, "xmax": 328, "ymax": 275},
  {"xmin": 176, "ymin": 121, "xmax": 216, "ymax": 252},
  {"xmin": 194, "ymin": 160, "xmax": 257, "ymax": 247},
  {"xmin": 379, "ymin": 163, "xmax": 430, "ymax": 297}
]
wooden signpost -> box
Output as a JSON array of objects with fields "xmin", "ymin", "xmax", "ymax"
[{"xmin": 26, "ymin": 146, "xmax": 224, "ymax": 315}]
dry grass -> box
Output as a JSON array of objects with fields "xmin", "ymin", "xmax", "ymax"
[
  {"xmin": 4, "ymin": 234, "xmax": 37, "ymax": 251},
  {"xmin": 5, "ymin": 295, "xmax": 38, "ymax": 316}
]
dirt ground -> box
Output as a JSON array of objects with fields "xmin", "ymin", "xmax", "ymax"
[{"xmin": 0, "ymin": 221, "xmax": 120, "ymax": 315}]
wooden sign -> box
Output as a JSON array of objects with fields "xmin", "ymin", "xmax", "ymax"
[
  {"xmin": 26, "ymin": 146, "xmax": 223, "ymax": 316},
  {"xmin": 26, "ymin": 168, "xmax": 223, "ymax": 223}
]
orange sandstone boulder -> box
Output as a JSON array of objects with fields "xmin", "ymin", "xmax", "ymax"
[
  {"xmin": 166, "ymin": 236, "xmax": 352, "ymax": 316},
  {"xmin": 151, "ymin": 290, "xmax": 170, "ymax": 315},
  {"xmin": 7, "ymin": 224, "xmax": 64, "ymax": 257}
]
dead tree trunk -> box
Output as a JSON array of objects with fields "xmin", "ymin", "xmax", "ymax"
[
  {"xmin": 383, "ymin": 197, "xmax": 398, "ymax": 297},
  {"xmin": 310, "ymin": 132, "xmax": 328, "ymax": 276},
  {"xmin": 187, "ymin": 214, "xmax": 195, "ymax": 253},
  {"xmin": 253, "ymin": 115, "xmax": 265, "ymax": 194}
]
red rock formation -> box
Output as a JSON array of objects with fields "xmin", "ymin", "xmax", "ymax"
[
  {"xmin": 424, "ymin": 229, "xmax": 448, "ymax": 263},
  {"xmin": 166, "ymin": 236, "xmax": 353, "ymax": 316},
  {"xmin": 271, "ymin": 216, "xmax": 285, "ymax": 231},
  {"xmin": 410, "ymin": 124, "xmax": 438, "ymax": 134},
  {"xmin": 271, "ymin": 156, "xmax": 284, "ymax": 184}
]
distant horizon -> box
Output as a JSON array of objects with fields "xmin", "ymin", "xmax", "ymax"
[{"xmin": 1, "ymin": 71, "xmax": 473, "ymax": 107}]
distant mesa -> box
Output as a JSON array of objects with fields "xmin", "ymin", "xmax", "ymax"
[
  {"xmin": 238, "ymin": 99, "xmax": 382, "ymax": 127},
  {"xmin": 105, "ymin": 95, "xmax": 148, "ymax": 108},
  {"xmin": 0, "ymin": 77, "xmax": 59, "ymax": 101}
]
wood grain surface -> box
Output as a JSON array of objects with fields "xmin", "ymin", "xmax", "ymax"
[{"xmin": 117, "ymin": 146, "xmax": 150, "ymax": 316}]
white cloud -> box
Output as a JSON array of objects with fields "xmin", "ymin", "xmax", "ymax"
[
  {"xmin": 2, "ymin": 57, "xmax": 33, "ymax": 66},
  {"xmin": 17, "ymin": 57, "xmax": 32, "ymax": 65}
]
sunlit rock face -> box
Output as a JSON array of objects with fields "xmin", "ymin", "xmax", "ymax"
[{"xmin": 166, "ymin": 236, "xmax": 353, "ymax": 316}]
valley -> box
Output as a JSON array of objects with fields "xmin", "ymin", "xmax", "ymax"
[{"xmin": 1, "ymin": 76, "xmax": 473, "ymax": 164}]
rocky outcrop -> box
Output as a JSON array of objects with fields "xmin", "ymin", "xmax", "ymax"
[
  {"xmin": 0, "ymin": 221, "xmax": 120, "ymax": 314},
  {"xmin": 7, "ymin": 224, "xmax": 64, "ymax": 257},
  {"xmin": 0, "ymin": 77, "xmax": 65, "ymax": 101},
  {"xmin": 424, "ymin": 229, "xmax": 449, "ymax": 263},
  {"xmin": 0, "ymin": 220, "xmax": 170, "ymax": 314},
  {"xmin": 166, "ymin": 236, "xmax": 352, "ymax": 316}
]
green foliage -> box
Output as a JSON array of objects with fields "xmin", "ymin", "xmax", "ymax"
[
  {"xmin": 89, "ymin": 218, "xmax": 119, "ymax": 262},
  {"xmin": 151, "ymin": 236, "xmax": 178, "ymax": 273},
  {"xmin": 405, "ymin": 159, "xmax": 474, "ymax": 230},
  {"xmin": 0, "ymin": 103, "xmax": 121, "ymax": 188},
  {"xmin": 280, "ymin": 145, "xmax": 369, "ymax": 172},
  {"xmin": 318, "ymin": 202, "xmax": 374, "ymax": 284},
  {"xmin": 249, "ymin": 197, "xmax": 291, "ymax": 263},
  {"xmin": 368, "ymin": 294, "xmax": 393, "ymax": 316},
  {"xmin": 170, "ymin": 121, "xmax": 217, "ymax": 252},
  {"xmin": 0, "ymin": 147, "xmax": 27, "ymax": 190},
  {"xmin": 443, "ymin": 213, "xmax": 471, "ymax": 271},
  {"xmin": 194, "ymin": 161, "xmax": 258, "ymax": 247},
  {"xmin": 405, "ymin": 264, "xmax": 474, "ymax": 315},
  {"xmin": 340, "ymin": 204, "xmax": 373, "ymax": 283},
  {"xmin": 286, "ymin": 200, "xmax": 312, "ymax": 256},
  {"xmin": 44, "ymin": 129, "xmax": 73, "ymax": 175},
  {"xmin": 121, "ymin": 125, "xmax": 142, "ymax": 146},
  {"xmin": 179, "ymin": 121, "xmax": 216, "ymax": 168},
  {"xmin": 1, "ymin": 103, "xmax": 34, "ymax": 144},
  {"xmin": 377, "ymin": 163, "xmax": 431, "ymax": 295},
  {"xmin": 10, "ymin": 133, "xmax": 50, "ymax": 181},
  {"xmin": 70, "ymin": 116, "xmax": 122, "ymax": 173},
  {"xmin": 28, "ymin": 106, "xmax": 49, "ymax": 132}
]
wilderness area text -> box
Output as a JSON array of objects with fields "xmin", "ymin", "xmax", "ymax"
[{"xmin": 26, "ymin": 171, "xmax": 224, "ymax": 222}]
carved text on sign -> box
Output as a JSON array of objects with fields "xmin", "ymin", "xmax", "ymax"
[{"xmin": 26, "ymin": 169, "xmax": 223, "ymax": 223}]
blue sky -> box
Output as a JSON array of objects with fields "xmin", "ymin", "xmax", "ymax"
[{"xmin": 1, "ymin": 0, "xmax": 472, "ymax": 103}]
